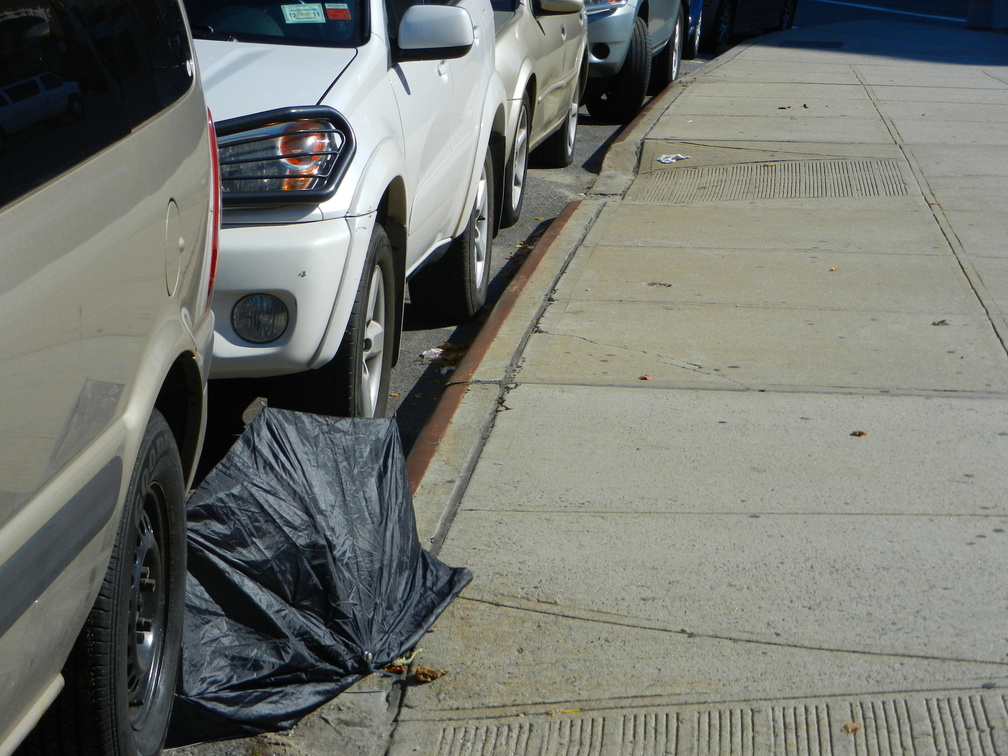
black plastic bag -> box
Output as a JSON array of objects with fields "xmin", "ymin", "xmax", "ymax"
[{"xmin": 167, "ymin": 408, "xmax": 471, "ymax": 746}]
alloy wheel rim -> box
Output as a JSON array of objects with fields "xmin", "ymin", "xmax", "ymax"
[
  {"xmin": 360, "ymin": 264, "xmax": 386, "ymax": 417},
  {"xmin": 511, "ymin": 107, "xmax": 529, "ymax": 213},
  {"xmin": 566, "ymin": 99, "xmax": 577, "ymax": 156},
  {"xmin": 472, "ymin": 164, "xmax": 489, "ymax": 287}
]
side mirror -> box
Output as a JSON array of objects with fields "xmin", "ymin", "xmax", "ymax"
[
  {"xmin": 538, "ymin": 0, "xmax": 583, "ymax": 13},
  {"xmin": 397, "ymin": 5, "xmax": 474, "ymax": 60}
]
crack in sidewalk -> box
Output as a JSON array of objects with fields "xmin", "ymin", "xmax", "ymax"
[
  {"xmin": 533, "ymin": 328, "xmax": 752, "ymax": 389},
  {"xmin": 460, "ymin": 594, "xmax": 1008, "ymax": 669}
]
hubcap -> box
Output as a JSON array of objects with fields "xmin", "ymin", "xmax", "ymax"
[
  {"xmin": 472, "ymin": 163, "xmax": 490, "ymax": 287},
  {"xmin": 673, "ymin": 15, "xmax": 682, "ymax": 80},
  {"xmin": 128, "ymin": 490, "xmax": 167, "ymax": 726},
  {"xmin": 511, "ymin": 107, "xmax": 529, "ymax": 213},
  {"xmin": 360, "ymin": 264, "xmax": 386, "ymax": 417},
  {"xmin": 565, "ymin": 98, "xmax": 577, "ymax": 156}
]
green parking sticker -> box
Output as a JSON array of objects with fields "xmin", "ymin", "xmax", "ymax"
[{"xmin": 282, "ymin": 4, "xmax": 325, "ymax": 23}]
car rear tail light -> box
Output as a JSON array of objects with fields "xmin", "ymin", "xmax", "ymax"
[
  {"xmin": 207, "ymin": 109, "xmax": 220, "ymax": 311},
  {"xmin": 215, "ymin": 107, "xmax": 355, "ymax": 205}
]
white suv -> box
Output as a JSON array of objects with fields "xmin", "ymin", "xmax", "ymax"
[{"xmin": 186, "ymin": 0, "xmax": 508, "ymax": 417}]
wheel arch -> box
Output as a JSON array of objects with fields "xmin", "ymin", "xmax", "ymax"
[
  {"xmin": 153, "ymin": 353, "xmax": 205, "ymax": 487},
  {"xmin": 375, "ymin": 179, "xmax": 408, "ymax": 367}
]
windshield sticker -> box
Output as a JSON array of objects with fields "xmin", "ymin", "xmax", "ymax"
[
  {"xmin": 282, "ymin": 4, "xmax": 325, "ymax": 23},
  {"xmin": 325, "ymin": 3, "xmax": 351, "ymax": 20}
]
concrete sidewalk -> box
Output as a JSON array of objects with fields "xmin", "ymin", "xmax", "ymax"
[{"xmin": 392, "ymin": 18, "xmax": 1008, "ymax": 756}]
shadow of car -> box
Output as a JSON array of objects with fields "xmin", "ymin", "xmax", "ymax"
[{"xmin": 492, "ymin": 0, "xmax": 588, "ymax": 227}]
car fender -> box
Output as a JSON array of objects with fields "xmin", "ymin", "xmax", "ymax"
[{"xmin": 451, "ymin": 70, "xmax": 507, "ymax": 240}]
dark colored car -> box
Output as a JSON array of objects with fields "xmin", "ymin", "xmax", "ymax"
[{"xmin": 686, "ymin": 0, "xmax": 797, "ymax": 57}]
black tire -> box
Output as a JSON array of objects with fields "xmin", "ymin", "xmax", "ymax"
[
  {"xmin": 533, "ymin": 80, "xmax": 578, "ymax": 168},
  {"xmin": 648, "ymin": 4, "xmax": 684, "ymax": 95},
  {"xmin": 701, "ymin": 0, "xmax": 734, "ymax": 53},
  {"xmin": 586, "ymin": 16, "xmax": 652, "ymax": 124},
  {"xmin": 410, "ymin": 146, "xmax": 494, "ymax": 322},
  {"xmin": 273, "ymin": 224, "xmax": 396, "ymax": 418},
  {"xmin": 500, "ymin": 93, "xmax": 530, "ymax": 228},
  {"xmin": 327, "ymin": 223, "xmax": 396, "ymax": 417},
  {"xmin": 22, "ymin": 410, "xmax": 186, "ymax": 756}
]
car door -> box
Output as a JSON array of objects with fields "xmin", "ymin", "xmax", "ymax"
[
  {"xmin": 386, "ymin": 0, "xmax": 462, "ymax": 267},
  {"xmin": 442, "ymin": 0, "xmax": 492, "ymax": 223},
  {"xmin": 526, "ymin": 0, "xmax": 579, "ymax": 136}
]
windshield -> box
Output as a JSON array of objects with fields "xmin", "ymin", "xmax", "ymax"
[{"xmin": 186, "ymin": 0, "xmax": 367, "ymax": 46}]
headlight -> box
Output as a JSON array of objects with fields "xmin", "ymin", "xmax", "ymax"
[
  {"xmin": 584, "ymin": 0, "xmax": 628, "ymax": 12},
  {"xmin": 215, "ymin": 106, "xmax": 356, "ymax": 205}
]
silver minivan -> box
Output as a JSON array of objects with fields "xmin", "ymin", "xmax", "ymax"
[{"xmin": 0, "ymin": 0, "xmax": 218, "ymax": 751}]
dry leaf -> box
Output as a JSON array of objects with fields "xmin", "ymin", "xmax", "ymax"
[
  {"xmin": 932, "ymin": 319, "xmax": 948, "ymax": 326},
  {"xmin": 829, "ymin": 267, "xmax": 839, "ymax": 272},
  {"xmin": 389, "ymin": 392, "xmax": 401, "ymax": 397},
  {"xmin": 778, "ymin": 105, "xmax": 791, "ymax": 110},
  {"xmin": 412, "ymin": 666, "xmax": 448, "ymax": 684},
  {"xmin": 842, "ymin": 722, "xmax": 861, "ymax": 734},
  {"xmin": 850, "ymin": 430, "xmax": 868, "ymax": 437},
  {"xmin": 384, "ymin": 665, "xmax": 406, "ymax": 675},
  {"xmin": 639, "ymin": 375, "xmax": 652, "ymax": 381}
]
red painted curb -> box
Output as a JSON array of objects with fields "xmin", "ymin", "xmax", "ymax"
[{"xmin": 405, "ymin": 199, "xmax": 584, "ymax": 494}]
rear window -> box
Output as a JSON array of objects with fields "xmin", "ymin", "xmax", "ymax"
[{"xmin": 0, "ymin": 0, "xmax": 195, "ymax": 208}]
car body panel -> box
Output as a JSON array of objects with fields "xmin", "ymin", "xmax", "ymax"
[{"xmin": 0, "ymin": 0, "xmax": 215, "ymax": 746}]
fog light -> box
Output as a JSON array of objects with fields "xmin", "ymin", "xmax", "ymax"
[{"xmin": 232, "ymin": 294, "xmax": 289, "ymax": 343}]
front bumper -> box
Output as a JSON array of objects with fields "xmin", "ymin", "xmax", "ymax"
[
  {"xmin": 585, "ymin": 3, "xmax": 639, "ymax": 79},
  {"xmin": 210, "ymin": 213, "xmax": 375, "ymax": 379}
]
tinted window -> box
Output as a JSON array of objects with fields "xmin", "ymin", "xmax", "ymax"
[{"xmin": 0, "ymin": 0, "xmax": 195, "ymax": 208}]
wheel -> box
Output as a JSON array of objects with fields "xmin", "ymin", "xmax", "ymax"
[
  {"xmin": 649, "ymin": 3, "xmax": 684, "ymax": 95},
  {"xmin": 327, "ymin": 223, "xmax": 396, "ymax": 417},
  {"xmin": 533, "ymin": 79, "xmax": 578, "ymax": 168},
  {"xmin": 24, "ymin": 410, "xmax": 186, "ymax": 756},
  {"xmin": 585, "ymin": 15, "xmax": 652, "ymax": 124},
  {"xmin": 273, "ymin": 223, "xmax": 396, "ymax": 418},
  {"xmin": 777, "ymin": 0, "xmax": 796, "ymax": 30},
  {"xmin": 500, "ymin": 93, "xmax": 530, "ymax": 228},
  {"xmin": 409, "ymin": 146, "xmax": 494, "ymax": 322},
  {"xmin": 701, "ymin": 0, "xmax": 734, "ymax": 53}
]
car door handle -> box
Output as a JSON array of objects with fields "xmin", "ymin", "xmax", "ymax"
[
  {"xmin": 437, "ymin": 61, "xmax": 448, "ymax": 78},
  {"xmin": 560, "ymin": 24, "xmax": 567, "ymax": 40}
]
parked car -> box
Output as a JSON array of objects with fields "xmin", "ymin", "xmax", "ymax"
[
  {"xmin": 492, "ymin": 0, "xmax": 588, "ymax": 227},
  {"xmin": 185, "ymin": 0, "xmax": 508, "ymax": 418},
  {"xmin": 688, "ymin": 0, "xmax": 797, "ymax": 56},
  {"xmin": 0, "ymin": 0, "xmax": 217, "ymax": 751},
  {"xmin": 582, "ymin": 0, "xmax": 685, "ymax": 122},
  {"xmin": 0, "ymin": 73, "xmax": 82, "ymax": 151}
]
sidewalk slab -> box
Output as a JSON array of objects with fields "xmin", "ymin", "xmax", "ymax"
[{"xmin": 392, "ymin": 18, "xmax": 1008, "ymax": 756}]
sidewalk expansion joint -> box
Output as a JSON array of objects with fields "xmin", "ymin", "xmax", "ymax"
[{"xmin": 459, "ymin": 595, "xmax": 1008, "ymax": 670}]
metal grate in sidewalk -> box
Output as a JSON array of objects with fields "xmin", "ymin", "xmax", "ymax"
[
  {"xmin": 628, "ymin": 159, "xmax": 907, "ymax": 204},
  {"xmin": 424, "ymin": 692, "xmax": 1007, "ymax": 755}
]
